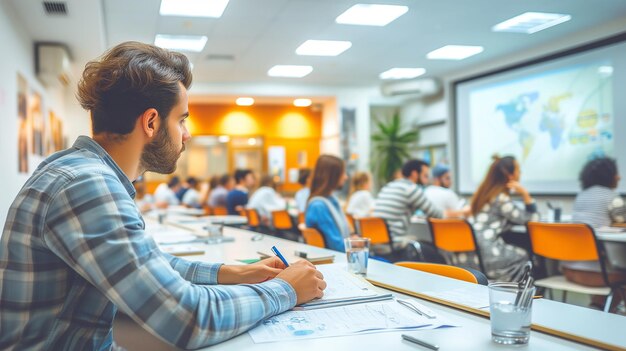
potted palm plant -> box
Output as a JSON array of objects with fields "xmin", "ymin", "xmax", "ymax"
[{"xmin": 371, "ymin": 113, "xmax": 420, "ymax": 187}]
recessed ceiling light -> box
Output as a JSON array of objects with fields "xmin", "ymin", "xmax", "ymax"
[
  {"xmin": 379, "ymin": 68, "xmax": 426, "ymax": 80},
  {"xmin": 267, "ymin": 65, "xmax": 313, "ymax": 78},
  {"xmin": 426, "ymin": 45, "xmax": 484, "ymax": 60},
  {"xmin": 296, "ymin": 40, "xmax": 352, "ymax": 56},
  {"xmin": 336, "ymin": 4, "xmax": 408, "ymax": 26},
  {"xmin": 492, "ymin": 12, "xmax": 571, "ymax": 34},
  {"xmin": 293, "ymin": 98, "xmax": 312, "ymax": 107},
  {"xmin": 159, "ymin": 0, "xmax": 230, "ymax": 18},
  {"xmin": 218, "ymin": 135, "xmax": 230, "ymax": 143},
  {"xmin": 236, "ymin": 97, "xmax": 254, "ymax": 106},
  {"xmin": 247, "ymin": 138, "xmax": 257, "ymax": 146},
  {"xmin": 154, "ymin": 34, "xmax": 208, "ymax": 52}
]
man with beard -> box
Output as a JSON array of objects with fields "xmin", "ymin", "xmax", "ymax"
[{"xmin": 0, "ymin": 42, "xmax": 326, "ymax": 350}]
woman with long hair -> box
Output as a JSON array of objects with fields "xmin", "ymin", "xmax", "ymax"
[
  {"xmin": 305, "ymin": 155, "xmax": 350, "ymax": 251},
  {"xmin": 346, "ymin": 171, "xmax": 375, "ymax": 218},
  {"xmin": 466, "ymin": 155, "xmax": 538, "ymax": 280}
]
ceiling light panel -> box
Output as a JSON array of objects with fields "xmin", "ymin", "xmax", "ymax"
[
  {"xmin": 296, "ymin": 40, "xmax": 352, "ymax": 56},
  {"xmin": 336, "ymin": 4, "xmax": 408, "ymax": 26},
  {"xmin": 267, "ymin": 65, "xmax": 313, "ymax": 78},
  {"xmin": 379, "ymin": 68, "xmax": 426, "ymax": 80},
  {"xmin": 426, "ymin": 45, "xmax": 484, "ymax": 60},
  {"xmin": 492, "ymin": 12, "xmax": 571, "ymax": 34},
  {"xmin": 159, "ymin": 0, "xmax": 230, "ymax": 18},
  {"xmin": 154, "ymin": 34, "xmax": 208, "ymax": 52}
]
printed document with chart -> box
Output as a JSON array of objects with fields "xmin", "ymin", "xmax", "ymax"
[{"xmin": 248, "ymin": 264, "xmax": 457, "ymax": 343}]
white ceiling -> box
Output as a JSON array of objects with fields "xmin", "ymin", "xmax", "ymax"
[{"xmin": 8, "ymin": 0, "xmax": 626, "ymax": 89}]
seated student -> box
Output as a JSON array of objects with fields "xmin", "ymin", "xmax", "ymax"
[
  {"xmin": 248, "ymin": 175, "xmax": 287, "ymax": 224},
  {"xmin": 373, "ymin": 159, "xmax": 453, "ymax": 248},
  {"xmin": 424, "ymin": 164, "xmax": 464, "ymax": 212},
  {"xmin": 567, "ymin": 157, "xmax": 626, "ymax": 307},
  {"xmin": 573, "ymin": 157, "xmax": 626, "ymax": 228},
  {"xmin": 226, "ymin": 169, "xmax": 256, "ymax": 215},
  {"xmin": 305, "ymin": 155, "xmax": 351, "ymax": 252},
  {"xmin": 0, "ymin": 41, "xmax": 326, "ymax": 350},
  {"xmin": 208, "ymin": 173, "xmax": 234, "ymax": 207},
  {"xmin": 153, "ymin": 175, "xmax": 181, "ymax": 206},
  {"xmin": 294, "ymin": 168, "xmax": 311, "ymax": 212},
  {"xmin": 468, "ymin": 155, "xmax": 538, "ymax": 280},
  {"xmin": 181, "ymin": 176, "xmax": 201, "ymax": 208},
  {"xmin": 346, "ymin": 171, "xmax": 375, "ymax": 218}
]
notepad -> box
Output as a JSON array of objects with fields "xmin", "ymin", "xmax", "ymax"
[
  {"xmin": 296, "ymin": 264, "xmax": 393, "ymax": 310},
  {"xmin": 160, "ymin": 244, "xmax": 205, "ymax": 256}
]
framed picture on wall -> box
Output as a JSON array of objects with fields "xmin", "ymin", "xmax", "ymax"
[{"xmin": 17, "ymin": 73, "xmax": 28, "ymax": 173}]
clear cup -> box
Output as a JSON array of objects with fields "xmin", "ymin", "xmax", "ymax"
[
  {"xmin": 488, "ymin": 282, "xmax": 535, "ymax": 345},
  {"xmin": 345, "ymin": 237, "xmax": 370, "ymax": 275}
]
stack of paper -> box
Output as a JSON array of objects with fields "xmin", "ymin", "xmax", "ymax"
[{"xmin": 249, "ymin": 263, "xmax": 457, "ymax": 343}]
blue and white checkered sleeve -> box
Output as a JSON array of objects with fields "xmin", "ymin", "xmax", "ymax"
[{"xmin": 43, "ymin": 173, "xmax": 296, "ymax": 349}]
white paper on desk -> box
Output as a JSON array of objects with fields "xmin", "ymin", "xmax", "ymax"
[
  {"xmin": 597, "ymin": 226, "xmax": 626, "ymax": 233},
  {"xmin": 421, "ymin": 288, "xmax": 490, "ymax": 309},
  {"xmin": 249, "ymin": 300, "xmax": 456, "ymax": 343},
  {"xmin": 314, "ymin": 264, "xmax": 380, "ymax": 300}
]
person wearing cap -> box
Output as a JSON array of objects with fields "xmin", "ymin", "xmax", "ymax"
[
  {"xmin": 424, "ymin": 164, "xmax": 465, "ymax": 211},
  {"xmin": 424, "ymin": 164, "xmax": 464, "ymax": 212}
]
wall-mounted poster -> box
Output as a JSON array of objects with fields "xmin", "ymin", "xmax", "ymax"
[
  {"xmin": 17, "ymin": 74, "xmax": 28, "ymax": 173},
  {"xmin": 47, "ymin": 110, "xmax": 64, "ymax": 155},
  {"xmin": 268, "ymin": 146, "xmax": 286, "ymax": 182},
  {"xmin": 29, "ymin": 91, "xmax": 44, "ymax": 156}
]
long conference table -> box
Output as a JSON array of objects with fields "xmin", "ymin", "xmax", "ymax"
[{"xmin": 112, "ymin": 216, "xmax": 626, "ymax": 351}]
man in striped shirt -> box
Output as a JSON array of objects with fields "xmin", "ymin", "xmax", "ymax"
[
  {"xmin": 373, "ymin": 159, "xmax": 452, "ymax": 247},
  {"xmin": 0, "ymin": 42, "xmax": 326, "ymax": 350}
]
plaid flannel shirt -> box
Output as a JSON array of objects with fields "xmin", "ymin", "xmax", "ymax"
[{"xmin": 0, "ymin": 136, "xmax": 296, "ymax": 350}]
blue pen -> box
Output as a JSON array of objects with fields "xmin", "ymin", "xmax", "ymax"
[{"xmin": 271, "ymin": 246, "xmax": 290, "ymax": 267}]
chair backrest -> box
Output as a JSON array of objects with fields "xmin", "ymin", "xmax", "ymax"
[
  {"xmin": 246, "ymin": 209, "xmax": 261, "ymax": 228},
  {"xmin": 212, "ymin": 206, "xmax": 228, "ymax": 216},
  {"xmin": 356, "ymin": 217, "xmax": 392, "ymax": 246},
  {"xmin": 395, "ymin": 261, "xmax": 487, "ymax": 285},
  {"xmin": 272, "ymin": 210, "xmax": 294, "ymax": 230},
  {"xmin": 203, "ymin": 205, "xmax": 213, "ymax": 216},
  {"xmin": 427, "ymin": 218, "xmax": 485, "ymax": 272},
  {"xmin": 301, "ymin": 227, "xmax": 326, "ymax": 248},
  {"xmin": 527, "ymin": 222, "xmax": 599, "ymax": 261},
  {"xmin": 297, "ymin": 212, "xmax": 305, "ymax": 226}
]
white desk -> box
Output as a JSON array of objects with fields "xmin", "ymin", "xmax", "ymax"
[{"xmin": 113, "ymin": 224, "xmax": 625, "ymax": 351}]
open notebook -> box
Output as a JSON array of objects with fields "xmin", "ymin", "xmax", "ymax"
[{"xmin": 296, "ymin": 264, "xmax": 392, "ymax": 310}]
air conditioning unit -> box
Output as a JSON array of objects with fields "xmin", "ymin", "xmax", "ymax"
[
  {"xmin": 36, "ymin": 43, "xmax": 72, "ymax": 87},
  {"xmin": 380, "ymin": 78, "xmax": 440, "ymax": 97}
]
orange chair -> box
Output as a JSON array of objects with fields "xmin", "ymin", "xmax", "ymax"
[
  {"xmin": 203, "ymin": 205, "xmax": 213, "ymax": 216},
  {"xmin": 527, "ymin": 222, "xmax": 617, "ymax": 311},
  {"xmin": 395, "ymin": 261, "xmax": 488, "ymax": 285},
  {"xmin": 245, "ymin": 209, "xmax": 261, "ymax": 228},
  {"xmin": 212, "ymin": 206, "xmax": 228, "ymax": 216},
  {"xmin": 301, "ymin": 227, "xmax": 326, "ymax": 248},
  {"xmin": 356, "ymin": 217, "xmax": 394, "ymax": 254},
  {"xmin": 427, "ymin": 218, "xmax": 486, "ymax": 273},
  {"xmin": 297, "ymin": 212, "xmax": 306, "ymax": 227},
  {"xmin": 272, "ymin": 210, "xmax": 295, "ymax": 231}
]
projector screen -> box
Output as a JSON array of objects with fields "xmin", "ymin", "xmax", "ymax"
[{"xmin": 455, "ymin": 33, "xmax": 626, "ymax": 195}]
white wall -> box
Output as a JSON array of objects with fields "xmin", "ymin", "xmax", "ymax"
[{"xmin": 0, "ymin": 1, "xmax": 89, "ymax": 225}]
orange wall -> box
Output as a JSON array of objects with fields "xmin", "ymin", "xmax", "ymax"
[{"xmin": 188, "ymin": 104, "xmax": 322, "ymax": 193}]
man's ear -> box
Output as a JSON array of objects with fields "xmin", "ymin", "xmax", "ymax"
[{"xmin": 139, "ymin": 108, "xmax": 159, "ymax": 138}]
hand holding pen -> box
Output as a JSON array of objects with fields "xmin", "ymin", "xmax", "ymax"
[{"xmin": 272, "ymin": 245, "xmax": 327, "ymax": 305}]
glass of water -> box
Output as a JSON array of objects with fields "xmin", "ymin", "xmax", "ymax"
[
  {"xmin": 488, "ymin": 282, "xmax": 535, "ymax": 345},
  {"xmin": 345, "ymin": 237, "xmax": 370, "ymax": 275}
]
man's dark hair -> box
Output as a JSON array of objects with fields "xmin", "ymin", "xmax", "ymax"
[
  {"xmin": 186, "ymin": 177, "xmax": 198, "ymax": 188},
  {"xmin": 168, "ymin": 176, "xmax": 181, "ymax": 188},
  {"xmin": 298, "ymin": 168, "xmax": 311, "ymax": 186},
  {"xmin": 580, "ymin": 157, "xmax": 618, "ymax": 190},
  {"xmin": 401, "ymin": 159, "xmax": 430, "ymax": 178},
  {"xmin": 219, "ymin": 174, "xmax": 232, "ymax": 186},
  {"xmin": 234, "ymin": 169, "xmax": 252, "ymax": 184},
  {"xmin": 77, "ymin": 41, "xmax": 192, "ymax": 135}
]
